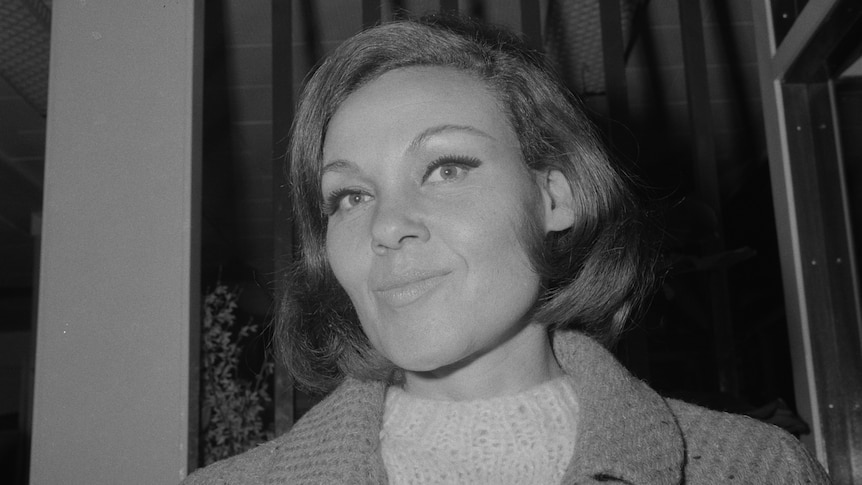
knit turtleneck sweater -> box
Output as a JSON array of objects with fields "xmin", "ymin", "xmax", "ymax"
[{"xmin": 380, "ymin": 378, "xmax": 579, "ymax": 485}]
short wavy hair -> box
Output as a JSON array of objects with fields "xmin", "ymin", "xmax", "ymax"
[{"xmin": 276, "ymin": 15, "xmax": 656, "ymax": 393}]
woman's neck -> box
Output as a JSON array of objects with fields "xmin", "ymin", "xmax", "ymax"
[{"xmin": 401, "ymin": 323, "xmax": 563, "ymax": 401}]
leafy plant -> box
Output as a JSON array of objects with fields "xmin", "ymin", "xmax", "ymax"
[{"xmin": 201, "ymin": 283, "xmax": 274, "ymax": 466}]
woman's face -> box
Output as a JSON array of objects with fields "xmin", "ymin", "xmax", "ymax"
[{"xmin": 321, "ymin": 67, "xmax": 565, "ymax": 397}]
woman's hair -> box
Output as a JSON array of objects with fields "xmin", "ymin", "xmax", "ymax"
[{"xmin": 276, "ymin": 14, "xmax": 656, "ymax": 393}]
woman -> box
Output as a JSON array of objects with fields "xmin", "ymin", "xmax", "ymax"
[{"xmin": 185, "ymin": 15, "xmax": 829, "ymax": 484}]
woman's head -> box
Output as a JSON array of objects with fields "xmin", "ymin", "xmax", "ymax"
[{"xmin": 278, "ymin": 15, "xmax": 655, "ymax": 393}]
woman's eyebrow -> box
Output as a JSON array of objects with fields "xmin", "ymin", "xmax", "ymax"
[
  {"xmin": 323, "ymin": 125, "xmax": 494, "ymax": 174},
  {"xmin": 322, "ymin": 159, "xmax": 356, "ymax": 175},
  {"xmin": 408, "ymin": 124, "xmax": 495, "ymax": 152}
]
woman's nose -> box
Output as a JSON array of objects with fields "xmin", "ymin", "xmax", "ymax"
[{"xmin": 370, "ymin": 194, "xmax": 430, "ymax": 254}]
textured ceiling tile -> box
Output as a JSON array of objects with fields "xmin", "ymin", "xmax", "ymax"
[{"xmin": 0, "ymin": 0, "xmax": 51, "ymax": 115}]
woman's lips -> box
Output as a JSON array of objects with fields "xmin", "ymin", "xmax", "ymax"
[{"xmin": 373, "ymin": 270, "xmax": 450, "ymax": 308}]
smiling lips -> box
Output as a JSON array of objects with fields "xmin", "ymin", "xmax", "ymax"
[{"xmin": 373, "ymin": 270, "xmax": 451, "ymax": 308}]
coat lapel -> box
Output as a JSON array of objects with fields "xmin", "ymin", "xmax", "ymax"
[
  {"xmin": 268, "ymin": 377, "xmax": 389, "ymax": 483},
  {"xmin": 554, "ymin": 330, "xmax": 685, "ymax": 484}
]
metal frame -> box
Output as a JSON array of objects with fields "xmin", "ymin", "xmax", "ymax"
[{"xmin": 753, "ymin": 0, "xmax": 862, "ymax": 480}]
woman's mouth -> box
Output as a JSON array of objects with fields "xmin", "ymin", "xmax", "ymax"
[{"xmin": 373, "ymin": 270, "xmax": 451, "ymax": 308}]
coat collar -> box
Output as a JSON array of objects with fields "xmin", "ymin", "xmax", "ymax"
[
  {"xmin": 553, "ymin": 330, "xmax": 685, "ymax": 484},
  {"xmin": 285, "ymin": 331, "xmax": 685, "ymax": 484}
]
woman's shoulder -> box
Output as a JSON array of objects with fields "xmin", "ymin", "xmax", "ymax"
[
  {"xmin": 180, "ymin": 436, "xmax": 289, "ymax": 485},
  {"xmin": 181, "ymin": 378, "xmax": 388, "ymax": 484},
  {"xmin": 666, "ymin": 398, "xmax": 831, "ymax": 484}
]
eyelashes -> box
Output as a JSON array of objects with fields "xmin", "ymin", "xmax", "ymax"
[
  {"xmin": 321, "ymin": 186, "xmax": 370, "ymax": 216},
  {"xmin": 422, "ymin": 155, "xmax": 482, "ymax": 183},
  {"xmin": 321, "ymin": 154, "xmax": 482, "ymax": 216}
]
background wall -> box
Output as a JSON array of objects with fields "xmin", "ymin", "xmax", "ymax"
[{"xmin": 28, "ymin": 1, "xmax": 202, "ymax": 483}]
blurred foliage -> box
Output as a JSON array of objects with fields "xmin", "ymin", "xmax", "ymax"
[{"xmin": 201, "ymin": 283, "xmax": 274, "ymax": 466}]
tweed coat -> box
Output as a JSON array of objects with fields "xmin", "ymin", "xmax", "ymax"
[{"xmin": 184, "ymin": 330, "xmax": 830, "ymax": 484}]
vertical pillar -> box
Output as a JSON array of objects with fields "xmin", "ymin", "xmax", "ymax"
[{"xmin": 30, "ymin": 1, "xmax": 203, "ymax": 483}]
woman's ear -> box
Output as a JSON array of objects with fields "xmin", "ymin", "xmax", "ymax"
[{"xmin": 537, "ymin": 169, "xmax": 576, "ymax": 232}]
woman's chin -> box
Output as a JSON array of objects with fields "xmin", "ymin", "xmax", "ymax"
[
  {"xmin": 392, "ymin": 356, "xmax": 459, "ymax": 375},
  {"xmin": 373, "ymin": 331, "xmax": 470, "ymax": 373},
  {"xmin": 394, "ymin": 347, "xmax": 491, "ymax": 385}
]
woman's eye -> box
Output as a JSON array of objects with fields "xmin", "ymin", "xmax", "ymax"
[
  {"xmin": 324, "ymin": 189, "xmax": 372, "ymax": 215},
  {"xmin": 433, "ymin": 165, "xmax": 463, "ymax": 181},
  {"xmin": 424, "ymin": 157, "xmax": 479, "ymax": 183},
  {"xmin": 342, "ymin": 193, "xmax": 365, "ymax": 208}
]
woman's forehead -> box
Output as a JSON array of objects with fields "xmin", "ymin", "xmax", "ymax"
[{"xmin": 321, "ymin": 66, "xmax": 516, "ymax": 161}]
